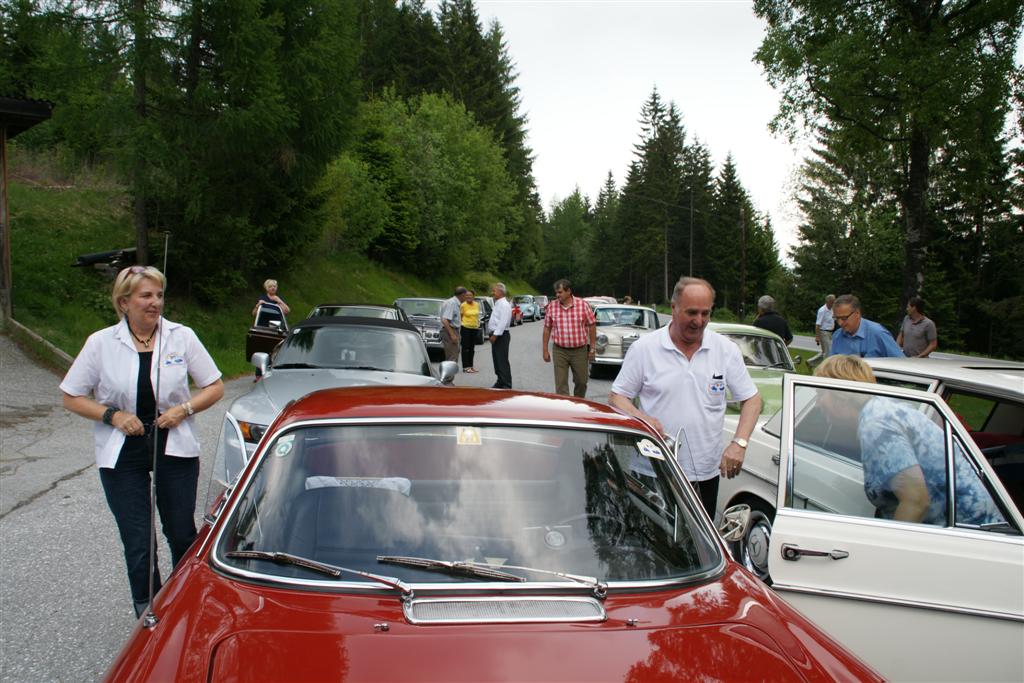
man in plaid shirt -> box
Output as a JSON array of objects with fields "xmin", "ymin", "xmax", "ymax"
[{"xmin": 542, "ymin": 279, "xmax": 597, "ymax": 397}]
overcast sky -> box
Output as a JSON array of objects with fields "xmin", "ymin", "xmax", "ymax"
[{"xmin": 458, "ymin": 0, "xmax": 1023, "ymax": 262}]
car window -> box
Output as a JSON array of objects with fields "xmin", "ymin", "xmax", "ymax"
[
  {"xmin": 217, "ymin": 424, "xmax": 722, "ymax": 585},
  {"xmin": 275, "ymin": 325, "xmax": 431, "ymax": 375},
  {"xmin": 395, "ymin": 299, "xmax": 442, "ymax": 317},
  {"xmin": 722, "ymin": 333, "xmax": 792, "ymax": 370},
  {"xmin": 255, "ymin": 304, "xmax": 287, "ymax": 329},
  {"xmin": 787, "ymin": 385, "xmax": 1009, "ymax": 531},
  {"xmin": 313, "ymin": 306, "xmax": 395, "ymax": 319}
]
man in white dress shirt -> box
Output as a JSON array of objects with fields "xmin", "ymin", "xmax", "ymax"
[{"xmin": 487, "ymin": 282, "xmax": 513, "ymax": 388}]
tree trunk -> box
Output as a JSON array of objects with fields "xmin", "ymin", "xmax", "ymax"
[
  {"xmin": 132, "ymin": 0, "xmax": 149, "ymax": 266},
  {"xmin": 900, "ymin": 123, "xmax": 929, "ymax": 309}
]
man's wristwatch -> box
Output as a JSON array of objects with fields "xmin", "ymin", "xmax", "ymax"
[
  {"xmin": 102, "ymin": 406, "xmax": 118, "ymax": 426},
  {"xmin": 731, "ymin": 437, "xmax": 749, "ymax": 449}
]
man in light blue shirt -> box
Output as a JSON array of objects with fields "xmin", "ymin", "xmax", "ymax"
[{"xmin": 828, "ymin": 294, "xmax": 902, "ymax": 358}]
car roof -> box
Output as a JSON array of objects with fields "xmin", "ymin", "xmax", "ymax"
[
  {"xmin": 274, "ymin": 386, "xmax": 654, "ymax": 433},
  {"xmin": 708, "ymin": 321, "xmax": 786, "ymax": 343},
  {"xmin": 312, "ymin": 303, "xmax": 399, "ymax": 310},
  {"xmin": 864, "ymin": 357, "xmax": 1024, "ymax": 396},
  {"xmin": 594, "ymin": 304, "xmax": 657, "ymax": 312},
  {"xmin": 292, "ymin": 316, "xmax": 419, "ymax": 334}
]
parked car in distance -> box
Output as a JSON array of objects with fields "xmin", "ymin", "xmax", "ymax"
[
  {"xmin": 590, "ymin": 304, "xmax": 662, "ymax": 377},
  {"xmin": 245, "ymin": 302, "xmax": 288, "ymax": 363},
  {"xmin": 230, "ymin": 317, "xmax": 456, "ymax": 457},
  {"xmin": 393, "ymin": 297, "xmax": 445, "ymax": 359},
  {"xmin": 584, "ymin": 296, "xmax": 617, "ymax": 310},
  {"xmin": 307, "ymin": 304, "xmax": 409, "ymax": 322},
  {"xmin": 715, "ymin": 367, "xmax": 1023, "ymax": 682},
  {"xmin": 534, "ymin": 294, "xmax": 549, "ymax": 317},
  {"xmin": 103, "ymin": 387, "xmax": 882, "ymax": 683},
  {"xmin": 511, "ymin": 303, "xmax": 523, "ymax": 326},
  {"xmin": 512, "ymin": 294, "xmax": 539, "ymax": 321},
  {"xmin": 708, "ymin": 322, "xmax": 798, "ymax": 416},
  {"xmin": 472, "ymin": 296, "xmax": 493, "ymax": 345}
]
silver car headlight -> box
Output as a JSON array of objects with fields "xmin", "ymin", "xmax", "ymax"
[{"xmin": 596, "ymin": 333, "xmax": 608, "ymax": 353}]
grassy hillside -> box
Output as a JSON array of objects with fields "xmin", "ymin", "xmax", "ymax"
[{"xmin": 7, "ymin": 179, "xmax": 535, "ymax": 377}]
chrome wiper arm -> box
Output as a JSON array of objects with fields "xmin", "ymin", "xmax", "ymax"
[
  {"xmin": 469, "ymin": 561, "xmax": 609, "ymax": 600},
  {"xmin": 227, "ymin": 550, "xmax": 414, "ymax": 600},
  {"xmin": 377, "ymin": 555, "xmax": 526, "ymax": 583}
]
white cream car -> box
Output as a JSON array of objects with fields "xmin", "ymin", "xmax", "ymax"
[
  {"xmin": 717, "ymin": 367, "xmax": 1024, "ymax": 682},
  {"xmin": 590, "ymin": 305, "xmax": 662, "ymax": 377}
]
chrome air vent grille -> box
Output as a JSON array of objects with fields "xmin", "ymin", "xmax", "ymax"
[{"xmin": 404, "ymin": 596, "xmax": 606, "ymax": 625}]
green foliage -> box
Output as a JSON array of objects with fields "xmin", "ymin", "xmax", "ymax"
[
  {"xmin": 353, "ymin": 90, "xmax": 518, "ymax": 275},
  {"xmin": 539, "ymin": 189, "xmax": 591, "ymax": 291},
  {"xmin": 8, "ymin": 176, "xmax": 535, "ymax": 376}
]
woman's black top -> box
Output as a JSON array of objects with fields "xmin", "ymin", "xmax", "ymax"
[{"xmin": 118, "ymin": 351, "xmax": 167, "ymax": 462}]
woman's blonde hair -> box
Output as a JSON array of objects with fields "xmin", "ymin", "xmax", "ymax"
[
  {"xmin": 263, "ymin": 279, "xmax": 278, "ymax": 291},
  {"xmin": 814, "ymin": 354, "xmax": 877, "ymax": 384},
  {"xmin": 111, "ymin": 266, "xmax": 166, "ymax": 318}
]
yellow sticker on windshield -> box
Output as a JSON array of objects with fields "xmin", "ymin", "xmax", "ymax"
[{"xmin": 456, "ymin": 426, "xmax": 482, "ymax": 446}]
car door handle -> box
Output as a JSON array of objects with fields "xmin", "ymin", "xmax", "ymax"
[
  {"xmin": 781, "ymin": 543, "xmax": 849, "ymax": 561},
  {"xmin": 771, "ymin": 454, "xmax": 780, "ymax": 466}
]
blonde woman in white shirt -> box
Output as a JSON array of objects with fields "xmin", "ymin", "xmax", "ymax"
[{"xmin": 60, "ymin": 266, "xmax": 224, "ymax": 618}]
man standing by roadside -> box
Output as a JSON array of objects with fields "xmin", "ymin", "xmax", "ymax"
[
  {"xmin": 813, "ymin": 294, "xmax": 836, "ymax": 365},
  {"xmin": 752, "ymin": 295, "xmax": 793, "ymax": 344},
  {"xmin": 609, "ymin": 277, "xmax": 762, "ymax": 518},
  {"xmin": 542, "ymin": 279, "xmax": 597, "ymax": 397},
  {"xmin": 487, "ymin": 283, "xmax": 513, "ymax": 389},
  {"xmin": 829, "ymin": 294, "xmax": 903, "ymax": 358},
  {"xmin": 897, "ymin": 296, "xmax": 938, "ymax": 358},
  {"xmin": 440, "ymin": 286, "xmax": 470, "ymax": 364}
]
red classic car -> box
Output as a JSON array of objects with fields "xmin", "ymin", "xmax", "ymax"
[{"xmin": 104, "ymin": 388, "xmax": 880, "ymax": 682}]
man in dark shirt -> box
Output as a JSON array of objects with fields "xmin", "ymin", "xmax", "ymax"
[{"xmin": 752, "ymin": 295, "xmax": 793, "ymax": 345}]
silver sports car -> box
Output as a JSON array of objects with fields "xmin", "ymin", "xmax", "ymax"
[{"xmin": 231, "ymin": 316, "xmax": 457, "ymax": 455}]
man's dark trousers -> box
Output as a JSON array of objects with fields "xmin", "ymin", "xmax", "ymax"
[{"xmin": 491, "ymin": 331, "xmax": 512, "ymax": 388}]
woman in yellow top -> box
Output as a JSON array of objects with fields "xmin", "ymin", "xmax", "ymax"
[{"xmin": 460, "ymin": 290, "xmax": 481, "ymax": 373}]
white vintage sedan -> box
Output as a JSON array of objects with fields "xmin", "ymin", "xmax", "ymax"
[
  {"xmin": 590, "ymin": 305, "xmax": 662, "ymax": 377},
  {"xmin": 717, "ymin": 361, "xmax": 1024, "ymax": 682}
]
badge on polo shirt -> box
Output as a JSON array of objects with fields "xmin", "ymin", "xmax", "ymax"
[
  {"xmin": 708, "ymin": 374, "xmax": 726, "ymax": 395},
  {"xmin": 163, "ymin": 352, "xmax": 186, "ymax": 367}
]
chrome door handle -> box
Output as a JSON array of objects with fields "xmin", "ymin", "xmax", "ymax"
[
  {"xmin": 781, "ymin": 543, "xmax": 849, "ymax": 561},
  {"xmin": 771, "ymin": 454, "xmax": 780, "ymax": 465}
]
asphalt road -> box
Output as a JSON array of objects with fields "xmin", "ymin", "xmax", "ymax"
[{"xmin": 0, "ymin": 319, "xmax": 612, "ymax": 682}]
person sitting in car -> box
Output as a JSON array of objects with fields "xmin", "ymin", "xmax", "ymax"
[{"xmin": 814, "ymin": 355, "xmax": 1003, "ymax": 527}]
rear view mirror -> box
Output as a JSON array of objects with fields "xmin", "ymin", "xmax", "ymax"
[
  {"xmin": 718, "ymin": 504, "xmax": 751, "ymax": 542},
  {"xmin": 792, "ymin": 354, "xmax": 802, "ymax": 366},
  {"xmin": 268, "ymin": 320, "xmax": 282, "ymax": 330}
]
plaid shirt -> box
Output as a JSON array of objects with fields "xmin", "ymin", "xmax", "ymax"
[{"xmin": 544, "ymin": 296, "xmax": 596, "ymax": 348}]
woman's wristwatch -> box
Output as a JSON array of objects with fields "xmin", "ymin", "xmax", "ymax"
[{"xmin": 102, "ymin": 406, "xmax": 118, "ymax": 425}]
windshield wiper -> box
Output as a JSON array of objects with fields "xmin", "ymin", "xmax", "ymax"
[
  {"xmin": 377, "ymin": 555, "xmax": 526, "ymax": 582},
  {"xmin": 271, "ymin": 363, "xmax": 323, "ymax": 370},
  {"xmin": 377, "ymin": 556, "xmax": 608, "ymax": 599},
  {"xmin": 226, "ymin": 550, "xmax": 413, "ymax": 600},
  {"xmin": 337, "ymin": 365, "xmax": 392, "ymax": 372}
]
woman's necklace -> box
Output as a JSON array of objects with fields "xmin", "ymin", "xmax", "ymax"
[{"xmin": 127, "ymin": 321, "xmax": 156, "ymax": 348}]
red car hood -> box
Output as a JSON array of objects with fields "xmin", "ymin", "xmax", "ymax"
[{"xmin": 106, "ymin": 560, "xmax": 878, "ymax": 683}]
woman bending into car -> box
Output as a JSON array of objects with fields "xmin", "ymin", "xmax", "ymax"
[
  {"xmin": 60, "ymin": 266, "xmax": 224, "ymax": 618},
  {"xmin": 814, "ymin": 355, "xmax": 1003, "ymax": 526}
]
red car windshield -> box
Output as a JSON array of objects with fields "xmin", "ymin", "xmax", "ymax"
[{"xmin": 216, "ymin": 424, "xmax": 721, "ymax": 587}]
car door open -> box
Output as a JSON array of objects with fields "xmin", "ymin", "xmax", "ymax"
[{"xmin": 770, "ymin": 373, "xmax": 1024, "ymax": 683}]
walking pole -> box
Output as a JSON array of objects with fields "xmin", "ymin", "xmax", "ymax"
[{"xmin": 142, "ymin": 232, "xmax": 170, "ymax": 629}]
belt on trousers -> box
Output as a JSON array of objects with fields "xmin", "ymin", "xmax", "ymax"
[{"xmin": 554, "ymin": 344, "xmax": 588, "ymax": 349}]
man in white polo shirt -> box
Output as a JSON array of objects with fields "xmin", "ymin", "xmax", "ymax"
[{"xmin": 609, "ymin": 276, "xmax": 762, "ymax": 518}]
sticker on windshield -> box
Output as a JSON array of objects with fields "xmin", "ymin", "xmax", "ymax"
[
  {"xmin": 637, "ymin": 438, "xmax": 665, "ymax": 460},
  {"xmin": 456, "ymin": 426, "xmax": 482, "ymax": 446},
  {"xmin": 274, "ymin": 434, "xmax": 295, "ymax": 457}
]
